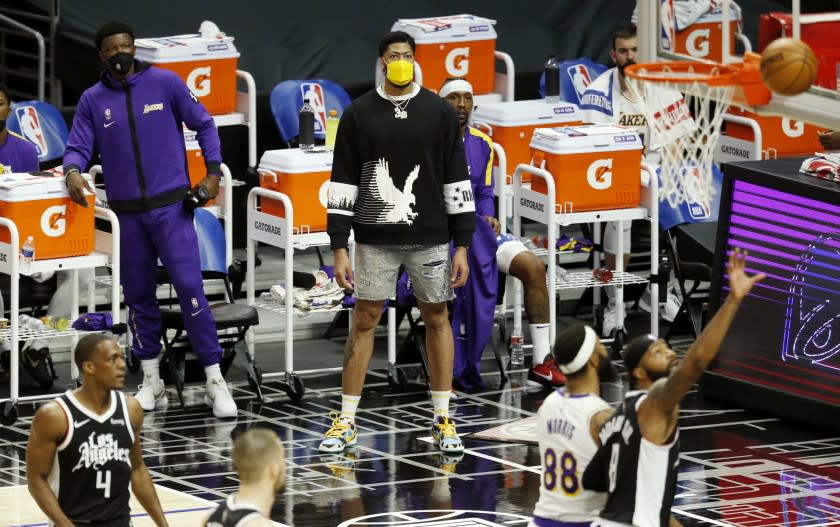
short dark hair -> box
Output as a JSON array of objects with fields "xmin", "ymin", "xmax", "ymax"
[
  {"xmin": 552, "ymin": 324, "xmax": 589, "ymax": 376},
  {"xmin": 612, "ymin": 22, "xmax": 637, "ymax": 50},
  {"xmin": 75, "ymin": 334, "xmax": 114, "ymax": 371},
  {"xmin": 622, "ymin": 334, "xmax": 657, "ymax": 388},
  {"xmin": 95, "ymin": 21, "xmax": 135, "ymax": 51},
  {"xmin": 378, "ymin": 31, "xmax": 416, "ymax": 57}
]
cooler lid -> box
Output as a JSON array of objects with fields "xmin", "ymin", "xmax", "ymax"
[
  {"xmin": 530, "ymin": 124, "xmax": 643, "ymax": 155},
  {"xmin": 135, "ymin": 33, "xmax": 239, "ymax": 62},
  {"xmin": 259, "ymin": 149, "xmax": 334, "ymax": 174},
  {"xmin": 473, "ymin": 99, "xmax": 581, "ymax": 127},
  {"xmin": 0, "ymin": 171, "xmax": 93, "ymax": 201},
  {"xmin": 391, "ymin": 14, "xmax": 497, "ymax": 43}
]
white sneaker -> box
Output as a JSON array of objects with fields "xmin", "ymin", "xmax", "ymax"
[
  {"xmin": 601, "ymin": 305, "xmax": 624, "ymax": 338},
  {"xmin": 205, "ymin": 377, "xmax": 237, "ymax": 418},
  {"xmin": 639, "ymin": 287, "xmax": 681, "ymax": 323},
  {"xmin": 135, "ymin": 377, "xmax": 167, "ymax": 411}
]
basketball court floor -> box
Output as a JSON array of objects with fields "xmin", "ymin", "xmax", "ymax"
[{"xmin": 1, "ymin": 336, "xmax": 838, "ymax": 527}]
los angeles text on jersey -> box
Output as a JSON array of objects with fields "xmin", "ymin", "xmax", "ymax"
[{"xmin": 72, "ymin": 431, "xmax": 131, "ymax": 472}]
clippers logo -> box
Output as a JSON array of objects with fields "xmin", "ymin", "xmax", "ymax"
[
  {"xmin": 15, "ymin": 106, "xmax": 48, "ymax": 157},
  {"xmin": 587, "ymin": 159, "xmax": 612, "ymax": 190},
  {"xmin": 686, "ymin": 28, "xmax": 711, "ymax": 57},
  {"xmin": 445, "ymin": 47, "xmax": 470, "ymax": 77},
  {"xmin": 300, "ymin": 82, "xmax": 327, "ymax": 134},
  {"xmin": 41, "ymin": 205, "xmax": 66, "ymax": 237},
  {"xmin": 782, "ymin": 118, "xmax": 804, "ymax": 138},
  {"xmin": 566, "ymin": 64, "xmax": 593, "ymax": 98},
  {"xmin": 187, "ymin": 66, "xmax": 212, "ymax": 97}
]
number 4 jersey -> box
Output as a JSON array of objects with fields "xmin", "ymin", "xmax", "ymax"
[
  {"xmin": 531, "ymin": 389, "xmax": 612, "ymax": 524},
  {"xmin": 49, "ymin": 390, "xmax": 134, "ymax": 524}
]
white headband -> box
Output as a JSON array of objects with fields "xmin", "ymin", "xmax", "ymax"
[
  {"xmin": 559, "ymin": 326, "xmax": 597, "ymax": 374},
  {"xmin": 439, "ymin": 79, "xmax": 473, "ymax": 99}
]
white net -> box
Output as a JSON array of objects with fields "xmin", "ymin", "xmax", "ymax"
[{"xmin": 625, "ymin": 64, "xmax": 736, "ymax": 208}]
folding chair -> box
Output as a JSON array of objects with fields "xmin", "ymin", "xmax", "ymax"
[
  {"xmin": 269, "ymin": 79, "xmax": 352, "ymax": 147},
  {"xmin": 538, "ymin": 57, "xmax": 607, "ymax": 105},
  {"xmin": 7, "ymin": 99, "xmax": 70, "ymax": 169},
  {"xmin": 159, "ymin": 208, "xmax": 263, "ymax": 407}
]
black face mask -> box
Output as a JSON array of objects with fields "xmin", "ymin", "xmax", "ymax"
[
  {"xmin": 597, "ymin": 355, "xmax": 619, "ymax": 383},
  {"xmin": 0, "ymin": 119, "xmax": 5, "ymax": 134},
  {"xmin": 106, "ymin": 52, "xmax": 134, "ymax": 76}
]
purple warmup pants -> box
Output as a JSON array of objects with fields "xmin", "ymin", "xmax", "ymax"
[
  {"xmin": 451, "ymin": 216, "xmax": 498, "ymax": 391},
  {"xmin": 118, "ymin": 201, "xmax": 222, "ymax": 366}
]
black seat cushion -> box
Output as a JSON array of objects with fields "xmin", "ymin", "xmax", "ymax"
[{"xmin": 160, "ymin": 302, "xmax": 259, "ymax": 330}]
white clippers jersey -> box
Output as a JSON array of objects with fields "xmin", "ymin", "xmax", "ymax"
[{"xmin": 531, "ymin": 389, "xmax": 612, "ymax": 523}]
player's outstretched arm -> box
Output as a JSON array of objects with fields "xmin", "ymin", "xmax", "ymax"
[
  {"xmin": 127, "ymin": 396, "xmax": 170, "ymax": 527},
  {"xmin": 643, "ymin": 249, "xmax": 764, "ymax": 439},
  {"xmin": 26, "ymin": 402, "xmax": 75, "ymax": 527}
]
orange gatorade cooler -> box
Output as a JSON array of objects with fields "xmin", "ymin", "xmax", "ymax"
[
  {"xmin": 258, "ymin": 149, "xmax": 333, "ymax": 232},
  {"xmin": 0, "ymin": 172, "xmax": 95, "ymax": 258},
  {"xmin": 719, "ymin": 107, "xmax": 824, "ymax": 162},
  {"xmin": 673, "ymin": 3, "xmax": 740, "ymax": 62},
  {"xmin": 530, "ymin": 124, "xmax": 643, "ymax": 212},
  {"xmin": 391, "ymin": 15, "xmax": 496, "ymax": 94},
  {"xmin": 473, "ymin": 100, "xmax": 582, "ymax": 182},
  {"xmin": 135, "ymin": 30, "xmax": 239, "ymax": 114}
]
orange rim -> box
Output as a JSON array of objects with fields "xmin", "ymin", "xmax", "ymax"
[{"xmin": 625, "ymin": 61, "xmax": 740, "ymax": 87}]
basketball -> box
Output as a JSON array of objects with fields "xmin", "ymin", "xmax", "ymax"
[{"xmin": 759, "ymin": 37, "xmax": 817, "ymax": 96}]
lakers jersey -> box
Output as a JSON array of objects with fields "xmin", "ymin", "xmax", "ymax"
[
  {"xmin": 583, "ymin": 391, "xmax": 680, "ymax": 527},
  {"xmin": 48, "ymin": 390, "xmax": 134, "ymax": 525},
  {"xmin": 205, "ymin": 494, "xmax": 265, "ymax": 526},
  {"xmin": 530, "ymin": 389, "xmax": 612, "ymax": 524}
]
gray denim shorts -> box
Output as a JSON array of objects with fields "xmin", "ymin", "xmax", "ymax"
[{"xmin": 353, "ymin": 243, "xmax": 454, "ymax": 304}]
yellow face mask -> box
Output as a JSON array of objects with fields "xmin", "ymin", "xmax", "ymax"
[{"xmin": 385, "ymin": 59, "xmax": 414, "ymax": 87}]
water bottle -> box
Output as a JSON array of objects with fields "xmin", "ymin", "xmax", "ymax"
[
  {"xmin": 41, "ymin": 316, "xmax": 70, "ymax": 331},
  {"xmin": 593, "ymin": 267, "xmax": 614, "ymax": 283},
  {"xmin": 544, "ymin": 55, "xmax": 560, "ymax": 103},
  {"xmin": 21, "ymin": 236, "xmax": 35, "ymax": 267},
  {"xmin": 325, "ymin": 109, "xmax": 339, "ymax": 149},
  {"xmin": 298, "ymin": 96, "xmax": 315, "ymax": 150},
  {"xmin": 510, "ymin": 329, "xmax": 525, "ymax": 368}
]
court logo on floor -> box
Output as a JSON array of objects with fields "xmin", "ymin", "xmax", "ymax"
[{"xmin": 337, "ymin": 509, "xmax": 532, "ymax": 526}]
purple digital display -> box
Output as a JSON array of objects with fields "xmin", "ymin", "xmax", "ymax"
[{"xmin": 713, "ymin": 179, "xmax": 840, "ymax": 406}]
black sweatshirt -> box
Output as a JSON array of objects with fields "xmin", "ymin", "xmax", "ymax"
[{"xmin": 326, "ymin": 84, "xmax": 475, "ymax": 250}]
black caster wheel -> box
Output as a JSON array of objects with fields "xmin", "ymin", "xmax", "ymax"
[
  {"xmin": 611, "ymin": 329, "xmax": 627, "ymax": 358},
  {"xmin": 282, "ymin": 374, "xmax": 305, "ymax": 403},
  {"xmin": 1, "ymin": 401, "xmax": 18, "ymax": 426},
  {"xmin": 387, "ymin": 366, "xmax": 408, "ymax": 392}
]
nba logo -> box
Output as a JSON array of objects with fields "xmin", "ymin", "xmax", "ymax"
[
  {"xmin": 300, "ymin": 83, "xmax": 327, "ymax": 134},
  {"xmin": 15, "ymin": 106, "xmax": 48, "ymax": 157},
  {"xmin": 566, "ymin": 64, "xmax": 593, "ymax": 98},
  {"xmin": 660, "ymin": 0, "xmax": 676, "ymax": 52},
  {"xmin": 682, "ymin": 166, "xmax": 711, "ymax": 220}
]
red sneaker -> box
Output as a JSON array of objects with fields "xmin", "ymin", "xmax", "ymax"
[{"xmin": 527, "ymin": 355, "xmax": 567, "ymax": 388}]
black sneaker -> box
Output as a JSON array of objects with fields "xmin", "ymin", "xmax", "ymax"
[{"xmin": 22, "ymin": 347, "xmax": 54, "ymax": 389}]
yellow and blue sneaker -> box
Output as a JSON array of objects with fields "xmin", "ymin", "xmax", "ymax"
[
  {"xmin": 318, "ymin": 412, "xmax": 358, "ymax": 453},
  {"xmin": 431, "ymin": 416, "xmax": 464, "ymax": 454}
]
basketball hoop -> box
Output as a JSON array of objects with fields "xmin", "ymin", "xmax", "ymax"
[{"xmin": 624, "ymin": 61, "xmax": 740, "ymax": 208}]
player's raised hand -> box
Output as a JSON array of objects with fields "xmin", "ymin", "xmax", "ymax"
[{"xmin": 727, "ymin": 248, "xmax": 765, "ymax": 302}]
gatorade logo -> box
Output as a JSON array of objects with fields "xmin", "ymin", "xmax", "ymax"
[
  {"xmin": 686, "ymin": 28, "xmax": 711, "ymax": 58},
  {"xmin": 318, "ymin": 180, "xmax": 330, "ymax": 208},
  {"xmin": 445, "ymin": 47, "xmax": 470, "ymax": 77},
  {"xmin": 587, "ymin": 159, "xmax": 613, "ymax": 190},
  {"xmin": 187, "ymin": 66, "xmax": 212, "ymax": 97},
  {"xmin": 782, "ymin": 118, "xmax": 804, "ymax": 138},
  {"xmin": 41, "ymin": 205, "xmax": 66, "ymax": 237}
]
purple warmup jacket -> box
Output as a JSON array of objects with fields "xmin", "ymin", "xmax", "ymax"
[
  {"xmin": 451, "ymin": 126, "xmax": 498, "ymax": 391},
  {"xmin": 0, "ymin": 132, "xmax": 39, "ymax": 173},
  {"xmin": 64, "ymin": 61, "xmax": 221, "ymax": 213}
]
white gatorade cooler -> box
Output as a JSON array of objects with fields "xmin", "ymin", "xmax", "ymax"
[
  {"xmin": 0, "ymin": 171, "xmax": 95, "ymax": 259},
  {"xmin": 135, "ymin": 28, "xmax": 239, "ymax": 115},
  {"xmin": 391, "ymin": 14, "xmax": 497, "ymax": 94},
  {"xmin": 473, "ymin": 99, "xmax": 582, "ymax": 182},
  {"xmin": 530, "ymin": 124, "xmax": 643, "ymax": 212},
  {"xmin": 258, "ymin": 149, "xmax": 333, "ymax": 232}
]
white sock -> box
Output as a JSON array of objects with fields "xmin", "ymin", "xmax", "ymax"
[
  {"xmin": 605, "ymin": 285, "xmax": 617, "ymax": 308},
  {"xmin": 204, "ymin": 363, "xmax": 223, "ymax": 383},
  {"xmin": 340, "ymin": 394, "xmax": 361, "ymax": 424},
  {"xmin": 530, "ymin": 323, "xmax": 551, "ymax": 365},
  {"xmin": 141, "ymin": 357, "xmax": 161, "ymax": 382},
  {"xmin": 431, "ymin": 390, "xmax": 450, "ymax": 419}
]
